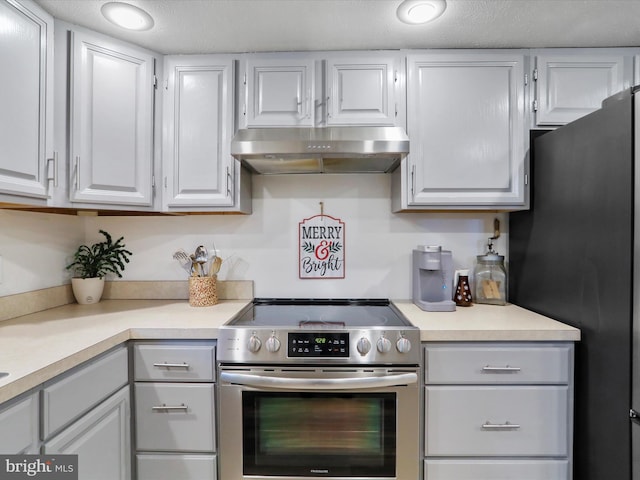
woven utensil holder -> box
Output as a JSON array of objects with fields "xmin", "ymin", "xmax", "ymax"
[{"xmin": 189, "ymin": 276, "xmax": 218, "ymax": 307}]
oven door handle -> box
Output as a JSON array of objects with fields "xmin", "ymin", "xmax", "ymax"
[{"xmin": 219, "ymin": 371, "xmax": 418, "ymax": 390}]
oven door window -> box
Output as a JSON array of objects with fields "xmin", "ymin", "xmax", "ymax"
[{"xmin": 242, "ymin": 392, "xmax": 396, "ymax": 477}]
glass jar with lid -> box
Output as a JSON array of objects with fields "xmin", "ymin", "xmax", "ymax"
[{"xmin": 473, "ymin": 243, "xmax": 507, "ymax": 306}]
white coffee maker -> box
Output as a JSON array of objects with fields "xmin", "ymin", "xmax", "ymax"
[{"xmin": 412, "ymin": 245, "xmax": 456, "ymax": 312}]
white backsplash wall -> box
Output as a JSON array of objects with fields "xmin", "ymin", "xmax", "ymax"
[
  {"xmin": 86, "ymin": 174, "xmax": 508, "ymax": 300},
  {"xmin": 0, "ymin": 209, "xmax": 83, "ymax": 297}
]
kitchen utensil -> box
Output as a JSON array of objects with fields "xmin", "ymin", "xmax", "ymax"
[
  {"xmin": 189, "ymin": 254, "xmax": 199, "ymax": 276},
  {"xmin": 209, "ymin": 255, "xmax": 222, "ymax": 277},
  {"xmin": 194, "ymin": 245, "xmax": 208, "ymax": 276},
  {"xmin": 172, "ymin": 249, "xmax": 193, "ymax": 276}
]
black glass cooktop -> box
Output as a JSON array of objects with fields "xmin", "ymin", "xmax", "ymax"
[{"xmin": 227, "ymin": 298, "xmax": 414, "ymax": 328}]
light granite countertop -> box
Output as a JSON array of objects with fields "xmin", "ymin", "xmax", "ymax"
[{"xmin": 0, "ymin": 299, "xmax": 580, "ymax": 404}]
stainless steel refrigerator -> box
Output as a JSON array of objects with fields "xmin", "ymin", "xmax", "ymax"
[{"xmin": 510, "ymin": 87, "xmax": 640, "ymax": 480}]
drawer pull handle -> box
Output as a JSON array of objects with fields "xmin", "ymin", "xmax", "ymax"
[
  {"xmin": 151, "ymin": 403, "xmax": 189, "ymax": 412},
  {"xmin": 482, "ymin": 365, "xmax": 521, "ymax": 373},
  {"xmin": 153, "ymin": 362, "xmax": 190, "ymax": 369},
  {"xmin": 482, "ymin": 421, "xmax": 520, "ymax": 430}
]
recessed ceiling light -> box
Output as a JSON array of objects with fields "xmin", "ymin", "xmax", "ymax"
[
  {"xmin": 397, "ymin": 0, "xmax": 446, "ymax": 25},
  {"xmin": 101, "ymin": 2, "xmax": 154, "ymax": 31}
]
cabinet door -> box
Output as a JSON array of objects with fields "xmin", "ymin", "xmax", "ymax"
[
  {"xmin": 406, "ymin": 53, "xmax": 527, "ymax": 207},
  {"xmin": 0, "ymin": 393, "xmax": 38, "ymax": 454},
  {"xmin": 163, "ymin": 56, "xmax": 234, "ymax": 208},
  {"xmin": 0, "ymin": 0, "xmax": 53, "ymax": 202},
  {"xmin": 535, "ymin": 53, "xmax": 632, "ymax": 126},
  {"xmin": 44, "ymin": 386, "xmax": 131, "ymax": 480},
  {"xmin": 326, "ymin": 55, "xmax": 400, "ymax": 126},
  {"xmin": 69, "ymin": 30, "xmax": 154, "ymax": 207},
  {"xmin": 137, "ymin": 454, "xmax": 216, "ymax": 480},
  {"xmin": 425, "ymin": 459, "xmax": 569, "ymax": 480},
  {"xmin": 244, "ymin": 57, "xmax": 314, "ymax": 127},
  {"xmin": 425, "ymin": 385, "xmax": 568, "ymax": 457}
]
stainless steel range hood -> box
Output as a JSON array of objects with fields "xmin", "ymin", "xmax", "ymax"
[{"xmin": 230, "ymin": 126, "xmax": 409, "ymax": 174}]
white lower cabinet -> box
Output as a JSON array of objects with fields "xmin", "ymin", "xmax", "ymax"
[
  {"xmin": 135, "ymin": 383, "xmax": 215, "ymax": 452},
  {"xmin": 41, "ymin": 346, "xmax": 131, "ymax": 480},
  {"xmin": 0, "ymin": 392, "xmax": 39, "ymax": 454},
  {"xmin": 133, "ymin": 341, "xmax": 217, "ymax": 480},
  {"xmin": 423, "ymin": 342, "xmax": 574, "ymax": 480},
  {"xmin": 43, "ymin": 386, "xmax": 131, "ymax": 480},
  {"xmin": 137, "ymin": 454, "xmax": 216, "ymax": 480},
  {"xmin": 425, "ymin": 459, "xmax": 569, "ymax": 480}
]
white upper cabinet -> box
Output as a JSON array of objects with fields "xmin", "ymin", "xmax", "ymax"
[
  {"xmin": 533, "ymin": 50, "xmax": 633, "ymax": 126},
  {"xmin": 242, "ymin": 55, "xmax": 315, "ymax": 127},
  {"xmin": 69, "ymin": 29, "xmax": 156, "ymax": 207},
  {"xmin": 326, "ymin": 53, "xmax": 403, "ymax": 126},
  {"xmin": 394, "ymin": 52, "xmax": 527, "ymax": 210},
  {"xmin": 0, "ymin": 0, "xmax": 53, "ymax": 203},
  {"xmin": 163, "ymin": 55, "xmax": 240, "ymax": 210}
]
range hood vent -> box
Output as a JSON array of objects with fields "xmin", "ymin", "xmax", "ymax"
[{"xmin": 230, "ymin": 126, "xmax": 409, "ymax": 174}]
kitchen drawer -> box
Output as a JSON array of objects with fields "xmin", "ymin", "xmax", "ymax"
[
  {"xmin": 0, "ymin": 393, "xmax": 38, "ymax": 454},
  {"xmin": 134, "ymin": 343, "xmax": 215, "ymax": 382},
  {"xmin": 425, "ymin": 386, "xmax": 568, "ymax": 456},
  {"xmin": 137, "ymin": 453, "xmax": 216, "ymax": 480},
  {"xmin": 42, "ymin": 346, "xmax": 128, "ymax": 438},
  {"xmin": 135, "ymin": 383, "xmax": 215, "ymax": 452},
  {"xmin": 424, "ymin": 459, "xmax": 569, "ymax": 479},
  {"xmin": 424, "ymin": 343, "xmax": 572, "ymax": 384}
]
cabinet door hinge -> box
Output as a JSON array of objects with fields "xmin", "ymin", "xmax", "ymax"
[
  {"xmin": 394, "ymin": 70, "xmax": 398, "ymax": 84},
  {"xmin": 524, "ymin": 73, "xmax": 529, "ymax": 86},
  {"xmin": 532, "ymin": 99, "xmax": 539, "ymax": 111},
  {"xmin": 151, "ymin": 175, "xmax": 156, "ymax": 188},
  {"xmin": 153, "ymin": 75, "xmax": 158, "ymax": 89},
  {"xmin": 532, "ymin": 68, "xmax": 538, "ymax": 81},
  {"xmin": 243, "ymin": 72, "xmax": 247, "ymax": 86}
]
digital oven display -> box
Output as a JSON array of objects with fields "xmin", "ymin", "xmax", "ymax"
[{"xmin": 288, "ymin": 332, "xmax": 349, "ymax": 357}]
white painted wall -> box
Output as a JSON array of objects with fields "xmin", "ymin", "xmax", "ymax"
[
  {"xmin": 0, "ymin": 174, "xmax": 508, "ymax": 299},
  {"xmin": 85, "ymin": 175, "xmax": 508, "ymax": 300},
  {"xmin": 0, "ymin": 209, "xmax": 82, "ymax": 297}
]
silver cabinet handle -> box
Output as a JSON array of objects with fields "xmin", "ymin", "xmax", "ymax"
[
  {"xmin": 47, "ymin": 152, "xmax": 58, "ymax": 187},
  {"xmin": 74, "ymin": 156, "xmax": 80, "ymax": 189},
  {"xmin": 151, "ymin": 403, "xmax": 188, "ymax": 411},
  {"xmin": 153, "ymin": 362, "xmax": 190, "ymax": 369},
  {"xmin": 482, "ymin": 365, "xmax": 521, "ymax": 373},
  {"xmin": 482, "ymin": 421, "xmax": 520, "ymax": 430}
]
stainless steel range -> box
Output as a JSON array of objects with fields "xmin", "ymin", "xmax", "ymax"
[{"xmin": 217, "ymin": 298, "xmax": 421, "ymax": 480}]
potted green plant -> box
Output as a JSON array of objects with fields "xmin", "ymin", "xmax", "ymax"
[{"xmin": 66, "ymin": 230, "xmax": 133, "ymax": 304}]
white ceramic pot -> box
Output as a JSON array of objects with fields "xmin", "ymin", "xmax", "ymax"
[{"xmin": 71, "ymin": 277, "xmax": 105, "ymax": 304}]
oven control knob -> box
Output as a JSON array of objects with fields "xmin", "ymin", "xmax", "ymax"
[
  {"xmin": 265, "ymin": 335, "xmax": 281, "ymax": 353},
  {"xmin": 396, "ymin": 337, "xmax": 412, "ymax": 354},
  {"xmin": 247, "ymin": 335, "xmax": 262, "ymax": 353},
  {"xmin": 377, "ymin": 337, "xmax": 392, "ymax": 353},
  {"xmin": 356, "ymin": 337, "xmax": 371, "ymax": 355}
]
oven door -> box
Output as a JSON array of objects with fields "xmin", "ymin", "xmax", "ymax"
[{"xmin": 217, "ymin": 366, "xmax": 420, "ymax": 480}]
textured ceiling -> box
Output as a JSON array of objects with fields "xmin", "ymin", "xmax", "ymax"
[{"xmin": 34, "ymin": 0, "xmax": 640, "ymax": 55}]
